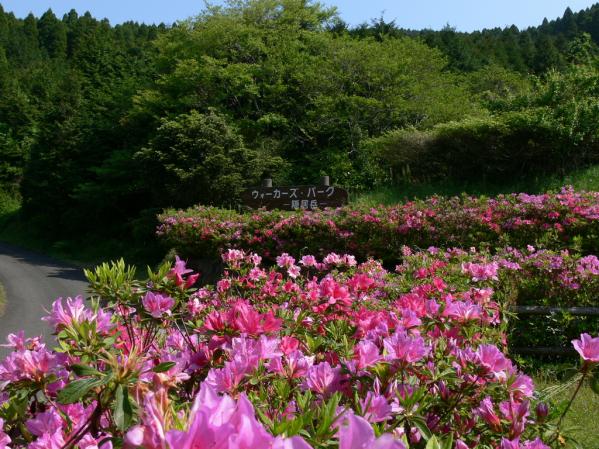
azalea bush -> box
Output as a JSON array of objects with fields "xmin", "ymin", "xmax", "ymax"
[
  {"xmin": 1, "ymin": 252, "xmax": 597, "ymax": 449},
  {"xmin": 157, "ymin": 188, "xmax": 599, "ymax": 263},
  {"xmin": 394, "ymin": 246, "xmax": 599, "ymax": 351}
]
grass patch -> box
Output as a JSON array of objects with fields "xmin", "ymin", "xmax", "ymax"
[
  {"xmin": 536, "ymin": 377, "xmax": 599, "ymax": 449},
  {"xmin": 352, "ymin": 164, "xmax": 599, "ymax": 206}
]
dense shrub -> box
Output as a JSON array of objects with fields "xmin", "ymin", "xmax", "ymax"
[
  {"xmin": 0, "ymin": 252, "xmax": 576, "ymax": 449},
  {"xmin": 365, "ymin": 112, "xmax": 580, "ymax": 185},
  {"xmin": 366, "ymin": 65, "xmax": 599, "ymax": 187},
  {"xmin": 397, "ymin": 247, "xmax": 599, "ymax": 351},
  {"xmin": 157, "ymin": 189, "xmax": 599, "ymax": 263}
]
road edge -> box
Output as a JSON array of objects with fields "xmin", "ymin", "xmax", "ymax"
[{"xmin": 0, "ymin": 280, "xmax": 5, "ymax": 317}]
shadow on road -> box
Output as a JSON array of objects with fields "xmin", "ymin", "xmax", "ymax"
[{"xmin": 0, "ymin": 242, "xmax": 87, "ymax": 283}]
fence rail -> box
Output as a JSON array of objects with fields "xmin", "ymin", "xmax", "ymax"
[
  {"xmin": 511, "ymin": 306, "xmax": 599, "ymax": 316},
  {"xmin": 509, "ymin": 305, "xmax": 599, "ymax": 356},
  {"xmin": 511, "ymin": 347, "xmax": 578, "ymax": 356}
]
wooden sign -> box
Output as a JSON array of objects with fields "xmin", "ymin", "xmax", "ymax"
[{"xmin": 241, "ymin": 184, "xmax": 348, "ymax": 211}]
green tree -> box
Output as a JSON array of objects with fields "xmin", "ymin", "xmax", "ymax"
[
  {"xmin": 135, "ymin": 109, "xmax": 281, "ymax": 207},
  {"xmin": 130, "ymin": 0, "xmax": 475, "ymax": 188},
  {"xmin": 20, "ymin": 13, "xmax": 41, "ymax": 63},
  {"xmin": 37, "ymin": 9, "xmax": 67, "ymax": 58}
]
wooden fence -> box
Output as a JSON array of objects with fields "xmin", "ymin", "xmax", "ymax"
[{"xmin": 510, "ymin": 305, "xmax": 599, "ymax": 356}]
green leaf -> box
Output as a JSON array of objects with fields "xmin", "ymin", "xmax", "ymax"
[
  {"xmin": 58, "ymin": 378, "xmax": 105, "ymax": 404},
  {"xmin": 71, "ymin": 364, "xmax": 102, "ymax": 377},
  {"xmin": 411, "ymin": 416, "xmax": 433, "ymax": 441},
  {"xmin": 113, "ymin": 384, "xmax": 134, "ymax": 431},
  {"xmin": 426, "ymin": 435, "xmax": 442, "ymax": 449},
  {"xmin": 441, "ymin": 433, "xmax": 454, "ymax": 449},
  {"xmin": 152, "ymin": 362, "xmax": 176, "ymax": 373}
]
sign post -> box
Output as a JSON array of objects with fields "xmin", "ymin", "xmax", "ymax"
[{"xmin": 241, "ymin": 176, "xmax": 348, "ymax": 211}]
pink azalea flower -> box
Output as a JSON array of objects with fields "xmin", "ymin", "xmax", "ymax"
[
  {"xmin": 160, "ymin": 383, "xmax": 312, "ymax": 449},
  {"xmin": 354, "ymin": 340, "xmax": 381, "ymax": 369},
  {"xmin": 360, "ymin": 392, "xmax": 391, "ymax": 423},
  {"xmin": 217, "ymin": 278, "xmax": 231, "ymax": 292},
  {"xmin": 170, "ymin": 255, "xmax": 193, "ymax": 277},
  {"xmin": 338, "ymin": 413, "xmax": 405, "ymax": 449},
  {"xmin": 500, "ymin": 439, "xmax": 520, "ymax": 449},
  {"xmin": 276, "ymin": 253, "xmax": 296, "ymax": 268},
  {"xmin": 509, "ymin": 374, "xmax": 534, "ymax": 398},
  {"xmin": 230, "ymin": 336, "xmax": 262, "ymax": 368},
  {"xmin": 142, "ymin": 292, "xmax": 175, "ymax": 318},
  {"xmin": 42, "ymin": 297, "xmax": 113, "ymax": 333},
  {"xmin": 94, "ymin": 307, "xmax": 115, "ymax": 334},
  {"xmin": 125, "ymin": 393, "xmax": 167, "ymax": 449},
  {"xmin": 185, "ymin": 273, "xmax": 201, "ymax": 289},
  {"xmin": 461, "ymin": 262, "xmax": 499, "ymax": 282},
  {"xmin": 231, "ymin": 301, "xmax": 282, "ymax": 335},
  {"xmin": 323, "ymin": 253, "xmax": 342, "ymax": 265},
  {"xmin": 500, "ymin": 438, "xmax": 550, "ymax": 449},
  {"xmin": 272, "ymin": 436, "xmax": 314, "ymax": 449},
  {"xmin": 0, "ymin": 331, "xmax": 42, "ymax": 351},
  {"xmin": 288, "ymin": 265, "xmax": 301, "ymax": 279},
  {"xmin": 280, "ymin": 336, "xmax": 300, "ymax": 355},
  {"xmin": 300, "ymin": 255, "xmax": 317, "ymax": 267},
  {"xmin": 475, "ymin": 397, "xmax": 502, "ymax": 431},
  {"xmin": 222, "ymin": 249, "xmax": 246, "ymax": 265},
  {"xmin": 500, "ymin": 399, "xmax": 529, "ymax": 439},
  {"xmin": 79, "ymin": 433, "xmax": 113, "ymax": 449},
  {"xmin": 248, "ymin": 267, "xmax": 266, "ymax": 281},
  {"xmin": 269, "ymin": 350, "xmax": 314, "ymax": 379},
  {"xmin": 42, "ymin": 296, "xmax": 92, "ymax": 329},
  {"xmin": 576, "ymin": 255, "xmax": 599, "ymax": 276},
  {"xmin": 26, "ymin": 410, "xmax": 62, "ymax": 437},
  {"xmin": 28, "ymin": 432, "xmax": 64, "ymax": 449},
  {"xmin": 383, "ymin": 332, "xmax": 429, "ymax": 363},
  {"xmin": 205, "ymin": 358, "xmax": 252, "ymax": 393},
  {"xmin": 522, "ymin": 438, "xmax": 551, "ymax": 449},
  {"xmin": 249, "ymin": 253, "xmax": 262, "ymax": 266},
  {"xmin": 0, "ymin": 347, "xmax": 66, "ymax": 383},
  {"xmin": 304, "ymin": 362, "xmax": 344, "ymax": 396},
  {"xmin": 258, "ymin": 335, "xmax": 283, "ymax": 359},
  {"xmin": 442, "ymin": 299, "xmax": 483, "ymax": 323},
  {"xmin": 187, "ymin": 297, "xmax": 206, "ymax": 316},
  {"xmin": 455, "ymin": 440, "xmax": 469, "ymax": 449},
  {"xmin": 475, "ymin": 345, "xmax": 513, "ymax": 380},
  {"xmin": 572, "ymin": 333, "xmax": 599, "ymax": 363},
  {"xmin": 342, "ymin": 254, "xmax": 357, "ymax": 267},
  {"xmin": 0, "ymin": 418, "xmax": 11, "ymax": 449}
]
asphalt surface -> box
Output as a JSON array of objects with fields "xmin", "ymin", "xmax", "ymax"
[{"xmin": 0, "ymin": 243, "xmax": 88, "ymax": 358}]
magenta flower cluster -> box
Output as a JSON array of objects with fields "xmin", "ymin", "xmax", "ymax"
[
  {"xmin": 157, "ymin": 187, "xmax": 599, "ymax": 262},
  {"xmin": 2, "ymin": 250, "xmax": 592, "ymax": 449}
]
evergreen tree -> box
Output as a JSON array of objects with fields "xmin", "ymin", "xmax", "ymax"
[
  {"xmin": 559, "ymin": 7, "xmax": 579, "ymax": 37},
  {"xmin": 37, "ymin": 9, "xmax": 67, "ymax": 58},
  {"xmin": 20, "ymin": 13, "xmax": 41, "ymax": 63}
]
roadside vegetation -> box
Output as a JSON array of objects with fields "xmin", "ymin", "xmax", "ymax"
[{"xmin": 353, "ymin": 164, "xmax": 599, "ymax": 206}]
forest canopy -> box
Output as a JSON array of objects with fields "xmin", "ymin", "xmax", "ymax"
[{"xmin": 1, "ymin": 0, "xmax": 599, "ymax": 242}]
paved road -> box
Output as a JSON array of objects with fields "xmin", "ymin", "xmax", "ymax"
[{"xmin": 0, "ymin": 243, "xmax": 88, "ymax": 358}]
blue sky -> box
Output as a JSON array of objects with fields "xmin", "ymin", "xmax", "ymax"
[{"xmin": 1, "ymin": 0, "xmax": 597, "ymax": 31}]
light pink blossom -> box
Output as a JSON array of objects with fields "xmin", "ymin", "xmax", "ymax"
[
  {"xmin": 142, "ymin": 292, "xmax": 175, "ymax": 318},
  {"xmin": 572, "ymin": 333, "xmax": 599, "ymax": 363}
]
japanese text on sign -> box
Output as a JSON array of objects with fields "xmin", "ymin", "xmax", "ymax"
[{"xmin": 241, "ymin": 185, "xmax": 348, "ymax": 210}]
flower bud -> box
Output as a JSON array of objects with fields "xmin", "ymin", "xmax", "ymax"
[{"xmin": 536, "ymin": 402, "xmax": 549, "ymax": 422}]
